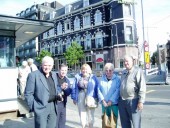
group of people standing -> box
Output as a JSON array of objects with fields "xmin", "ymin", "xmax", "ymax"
[{"xmin": 21, "ymin": 54, "xmax": 146, "ymax": 128}]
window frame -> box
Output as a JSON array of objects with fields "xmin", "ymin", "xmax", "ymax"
[
  {"xmin": 83, "ymin": 13, "xmax": 90, "ymax": 27},
  {"xmin": 57, "ymin": 22, "xmax": 62, "ymax": 35}
]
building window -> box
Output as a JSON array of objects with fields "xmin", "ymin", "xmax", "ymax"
[
  {"xmin": 64, "ymin": 19, "xmax": 71, "ymax": 32},
  {"xmin": 85, "ymin": 55, "xmax": 92, "ymax": 62},
  {"xmin": 57, "ymin": 22, "xmax": 62, "ymax": 35},
  {"xmin": 95, "ymin": 10, "xmax": 102, "ymax": 25},
  {"xmin": 50, "ymin": 11, "xmax": 56, "ymax": 19},
  {"xmin": 74, "ymin": 35, "xmax": 81, "ymax": 46},
  {"xmin": 57, "ymin": 40, "xmax": 63, "ymax": 54},
  {"xmin": 59, "ymin": 43, "xmax": 63, "ymax": 54},
  {"xmin": 0, "ymin": 37, "xmax": 15, "ymax": 67},
  {"xmin": 120, "ymin": 59, "xmax": 124, "ymax": 68},
  {"xmin": 31, "ymin": 5, "xmax": 36, "ymax": 11},
  {"xmin": 58, "ymin": 58, "xmax": 66, "ymax": 65},
  {"xmin": 55, "ymin": 44, "xmax": 58, "ymax": 55},
  {"xmin": 110, "ymin": 8, "xmax": 112, "ymax": 19},
  {"xmin": 43, "ymin": 32, "xmax": 48, "ymax": 39},
  {"xmin": 83, "ymin": 0, "xmax": 89, "ymax": 7},
  {"xmin": 30, "ymin": 14, "xmax": 37, "ymax": 19},
  {"xmin": 124, "ymin": 4, "xmax": 131, "ymax": 16},
  {"xmin": 83, "ymin": 13, "xmax": 90, "ymax": 27},
  {"xmin": 95, "ymin": 32, "xmax": 103, "ymax": 48},
  {"xmin": 49, "ymin": 28, "xmax": 54, "ymax": 37},
  {"xmin": 25, "ymin": 8, "xmax": 30, "ymax": 14},
  {"xmin": 84, "ymin": 34, "xmax": 91, "ymax": 50},
  {"xmin": 65, "ymin": 5, "xmax": 72, "ymax": 14},
  {"xmin": 50, "ymin": 40, "xmax": 55, "ymax": 55},
  {"xmin": 74, "ymin": 17, "xmax": 80, "ymax": 30},
  {"xmin": 126, "ymin": 26, "xmax": 133, "ymax": 43},
  {"xmin": 66, "ymin": 38, "xmax": 71, "ymax": 49}
]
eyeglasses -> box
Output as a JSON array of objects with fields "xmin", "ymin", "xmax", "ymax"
[{"xmin": 105, "ymin": 70, "xmax": 113, "ymax": 72}]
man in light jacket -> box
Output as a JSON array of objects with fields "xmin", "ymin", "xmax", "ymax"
[{"xmin": 118, "ymin": 55, "xmax": 146, "ymax": 128}]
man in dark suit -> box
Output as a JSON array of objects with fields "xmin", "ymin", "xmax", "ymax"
[{"xmin": 25, "ymin": 56, "xmax": 58, "ymax": 128}]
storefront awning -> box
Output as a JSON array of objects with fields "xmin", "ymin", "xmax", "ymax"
[
  {"xmin": 96, "ymin": 58, "xmax": 104, "ymax": 62},
  {"xmin": 0, "ymin": 15, "xmax": 54, "ymax": 47}
]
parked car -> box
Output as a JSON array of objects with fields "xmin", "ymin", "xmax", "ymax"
[{"xmin": 67, "ymin": 73, "xmax": 75, "ymax": 86}]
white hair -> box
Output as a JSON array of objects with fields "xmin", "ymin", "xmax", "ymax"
[
  {"xmin": 42, "ymin": 56, "xmax": 54, "ymax": 65},
  {"xmin": 27, "ymin": 58, "xmax": 34, "ymax": 63},
  {"xmin": 104, "ymin": 63, "xmax": 114, "ymax": 71},
  {"xmin": 22, "ymin": 61, "xmax": 28, "ymax": 66}
]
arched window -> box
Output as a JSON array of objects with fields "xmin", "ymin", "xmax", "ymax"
[
  {"xmin": 95, "ymin": 10, "xmax": 102, "ymax": 25},
  {"xmin": 74, "ymin": 35, "xmax": 81, "ymax": 46},
  {"xmin": 74, "ymin": 16, "xmax": 80, "ymax": 30},
  {"xmin": 59, "ymin": 40, "xmax": 63, "ymax": 54},
  {"xmin": 95, "ymin": 32, "xmax": 103, "ymax": 48},
  {"xmin": 50, "ymin": 40, "xmax": 55, "ymax": 55},
  {"xmin": 84, "ymin": 34, "xmax": 91, "ymax": 50},
  {"xmin": 83, "ymin": 13, "xmax": 90, "ymax": 27},
  {"xmin": 64, "ymin": 19, "xmax": 71, "ymax": 33},
  {"xmin": 83, "ymin": 0, "xmax": 89, "ymax": 7},
  {"xmin": 57, "ymin": 22, "xmax": 62, "ymax": 35},
  {"xmin": 66, "ymin": 38, "xmax": 71, "ymax": 49}
]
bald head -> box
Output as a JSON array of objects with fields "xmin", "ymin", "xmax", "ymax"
[{"xmin": 124, "ymin": 55, "xmax": 134, "ymax": 70}]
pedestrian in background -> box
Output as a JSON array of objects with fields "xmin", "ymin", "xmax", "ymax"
[
  {"xmin": 56, "ymin": 64, "xmax": 72, "ymax": 128},
  {"xmin": 118, "ymin": 55, "xmax": 146, "ymax": 128},
  {"xmin": 98, "ymin": 63, "xmax": 120, "ymax": 128},
  {"xmin": 16, "ymin": 56, "xmax": 21, "ymax": 67},
  {"xmin": 27, "ymin": 58, "xmax": 38, "ymax": 72},
  {"xmin": 16, "ymin": 56, "xmax": 21, "ymax": 96},
  {"xmin": 25, "ymin": 56, "xmax": 58, "ymax": 128},
  {"xmin": 18, "ymin": 61, "xmax": 31, "ymax": 99},
  {"xmin": 71, "ymin": 64, "xmax": 99, "ymax": 128}
]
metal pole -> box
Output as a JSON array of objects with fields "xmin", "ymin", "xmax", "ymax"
[
  {"xmin": 141, "ymin": 0, "xmax": 146, "ymax": 74},
  {"xmin": 113, "ymin": 23, "xmax": 119, "ymax": 68},
  {"xmin": 141, "ymin": 0, "xmax": 145, "ymax": 42}
]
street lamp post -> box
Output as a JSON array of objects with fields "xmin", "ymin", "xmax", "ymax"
[
  {"xmin": 113, "ymin": 23, "xmax": 119, "ymax": 68},
  {"xmin": 141, "ymin": 0, "xmax": 147, "ymax": 74}
]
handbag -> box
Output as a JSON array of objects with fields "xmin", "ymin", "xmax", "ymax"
[
  {"xmin": 85, "ymin": 95, "xmax": 98, "ymax": 108},
  {"xmin": 102, "ymin": 110, "xmax": 116, "ymax": 128}
]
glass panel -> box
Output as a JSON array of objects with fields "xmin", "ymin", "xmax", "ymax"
[{"xmin": 0, "ymin": 36, "xmax": 15, "ymax": 68}]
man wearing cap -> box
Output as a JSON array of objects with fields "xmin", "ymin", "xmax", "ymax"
[{"xmin": 27, "ymin": 58, "xmax": 38, "ymax": 72}]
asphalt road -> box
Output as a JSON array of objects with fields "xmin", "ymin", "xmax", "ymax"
[
  {"xmin": 0, "ymin": 85, "xmax": 170, "ymax": 128},
  {"xmin": 67, "ymin": 84, "xmax": 170, "ymax": 128},
  {"xmin": 142, "ymin": 85, "xmax": 170, "ymax": 128}
]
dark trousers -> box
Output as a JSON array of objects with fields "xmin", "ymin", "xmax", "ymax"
[
  {"xmin": 34, "ymin": 102, "xmax": 57, "ymax": 128},
  {"xmin": 118, "ymin": 98, "xmax": 141, "ymax": 128},
  {"xmin": 56, "ymin": 102, "xmax": 66, "ymax": 128}
]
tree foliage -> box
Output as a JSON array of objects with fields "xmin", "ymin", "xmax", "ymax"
[
  {"xmin": 36, "ymin": 50, "xmax": 52, "ymax": 64},
  {"xmin": 64, "ymin": 42, "xmax": 84, "ymax": 67}
]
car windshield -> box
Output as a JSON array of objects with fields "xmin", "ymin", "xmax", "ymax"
[{"xmin": 67, "ymin": 73, "xmax": 75, "ymax": 78}]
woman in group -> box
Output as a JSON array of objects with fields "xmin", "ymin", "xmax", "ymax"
[
  {"xmin": 71, "ymin": 63, "xmax": 99, "ymax": 128},
  {"xmin": 98, "ymin": 63, "xmax": 121, "ymax": 128}
]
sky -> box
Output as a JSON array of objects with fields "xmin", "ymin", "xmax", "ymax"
[{"xmin": 0, "ymin": 0, "xmax": 170, "ymax": 54}]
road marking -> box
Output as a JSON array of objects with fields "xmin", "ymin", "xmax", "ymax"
[{"xmin": 146, "ymin": 90, "xmax": 155, "ymax": 94}]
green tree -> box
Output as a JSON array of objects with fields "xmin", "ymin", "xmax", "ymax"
[
  {"xmin": 151, "ymin": 51, "xmax": 158, "ymax": 65},
  {"xmin": 64, "ymin": 42, "xmax": 84, "ymax": 68},
  {"xmin": 36, "ymin": 50, "xmax": 52, "ymax": 64}
]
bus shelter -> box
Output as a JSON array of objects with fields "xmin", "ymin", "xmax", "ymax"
[{"xmin": 0, "ymin": 15, "xmax": 53, "ymax": 113}]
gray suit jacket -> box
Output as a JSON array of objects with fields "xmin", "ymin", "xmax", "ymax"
[{"xmin": 24, "ymin": 69, "xmax": 58, "ymax": 114}]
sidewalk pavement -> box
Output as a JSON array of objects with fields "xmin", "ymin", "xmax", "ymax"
[
  {"xmin": 0, "ymin": 97, "xmax": 122, "ymax": 128},
  {"xmin": 0, "ymin": 108, "xmax": 102, "ymax": 128}
]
